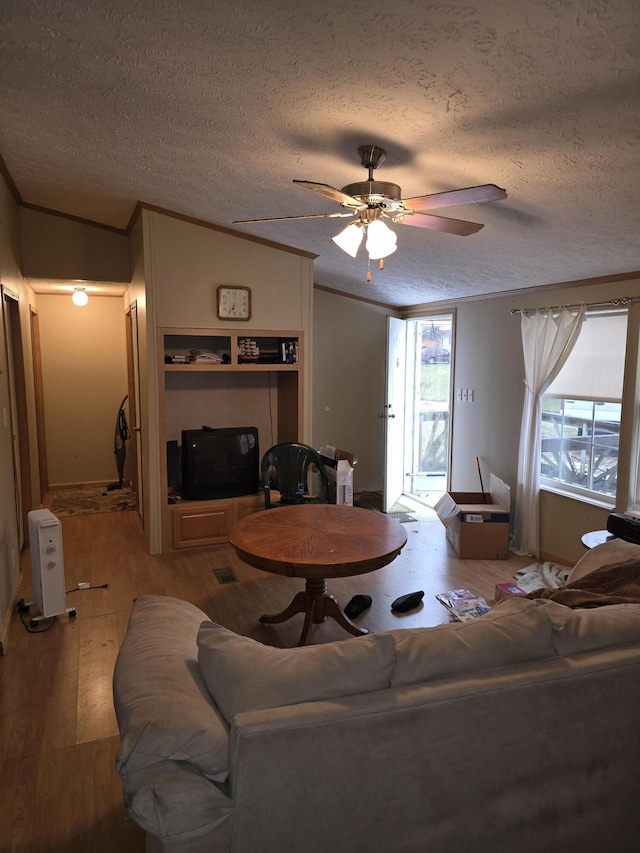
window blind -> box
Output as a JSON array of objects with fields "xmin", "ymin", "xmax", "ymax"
[{"xmin": 546, "ymin": 311, "xmax": 628, "ymax": 400}]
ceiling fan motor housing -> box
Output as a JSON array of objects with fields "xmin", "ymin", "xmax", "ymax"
[{"xmin": 341, "ymin": 180, "xmax": 402, "ymax": 206}]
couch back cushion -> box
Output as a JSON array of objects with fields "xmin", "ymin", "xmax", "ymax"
[
  {"xmin": 543, "ymin": 600, "xmax": 640, "ymax": 654},
  {"xmin": 114, "ymin": 596, "xmax": 230, "ymax": 783},
  {"xmin": 389, "ymin": 597, "xmax": 556, "ymax": 688},
  {"xmin": 197, "ymin": 622, "xmax": 395, "ymax": 723}
]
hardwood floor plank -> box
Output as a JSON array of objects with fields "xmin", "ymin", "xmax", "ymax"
[
  {"xmin": 76, "ymin": 615, "xmax": 120, "ymax": 744},
  {"xmin": 0, "ymin": 509, "xmax": 538, "ymax": 851}
]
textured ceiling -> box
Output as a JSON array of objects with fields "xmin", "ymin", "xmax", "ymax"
[{"xmin": 1, "ymin": 0, "xmax": 639, "ymax": 307}]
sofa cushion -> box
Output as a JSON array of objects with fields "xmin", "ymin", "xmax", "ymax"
[
  {"xmin": 197, "ymin": 622, "xmax": 395, "ymax": 723},
  {"xmin": 114, "ymin": 596, "xmax": 230, "ymax": 783},
  {"xmin": 389, "ymin": 596, "xmax": 556, "ymax": 688},
  {"xmin": 568, "ymin": 537, "xmax": 640, "ymax": 582}
]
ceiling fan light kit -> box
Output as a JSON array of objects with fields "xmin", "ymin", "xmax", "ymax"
[
  {"xmin": 331, "ymin": 222, "xmax": 364, "ymax": 258},
  {"xmin": 234, "ymin": 145, "xmax": 507, "ymax": 279},
  {"xmin": 365, "ymin": 218, "xmax": 397, "ymax": 260}
]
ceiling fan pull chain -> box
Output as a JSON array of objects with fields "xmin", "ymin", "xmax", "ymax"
[
  {"xmin": 366, "ymin": 257, "xmax": 372, "ymax": 283},
  {"xmin": 379, "ymin": 259, "xmax": 385, "ymax": 270}
]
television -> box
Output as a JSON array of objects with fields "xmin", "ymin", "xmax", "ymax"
[{"xmin": 180, "ymin": 426, "xmax": 259, "ymax": 501}]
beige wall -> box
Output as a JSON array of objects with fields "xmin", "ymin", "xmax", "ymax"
[
  {"xmin": 315, "ymin": 276, "xmax": 640, "ymax": 566},
  {"xmin": 37, "ymin": 293, "xmax": 129, "ymax": 485},
  {"xmin": 0, "ymin": 175, "xmax": 32, "ymax": 649},
  {"xmin": 148, "ymin": 213, "xmax": 313, "ymax": 333},
  {"xmin": 447, "ymin": 280, "xmax": 640, "ymax": 495},
  {"xmin": 141, "ymin": 209, "xmax": 315, "ymax": 553},
  {"xmin": 313, "ymin": 288, "xmax": 396, "ymax": 493},
  {"xmin": 19, "ymin": 207, "xmax": 130, "ymax": 283}
]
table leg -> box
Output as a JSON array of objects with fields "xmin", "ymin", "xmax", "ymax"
[{"xmin": 259, "ymin": 578, "xmax": 369, "ymax": 645}]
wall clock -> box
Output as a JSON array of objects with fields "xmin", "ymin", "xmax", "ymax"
[{"xmin": 216, "ymin": 286, "xmax": 252, "ymax": 321}]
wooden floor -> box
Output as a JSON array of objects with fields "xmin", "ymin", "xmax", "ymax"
[{"xmin": 0, "ymin": 510, "xmax": 536, "ymax": 852}]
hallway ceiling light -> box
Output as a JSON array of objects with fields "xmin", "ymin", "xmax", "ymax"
[{"xmin": 72, "ymin": 287, "xmax": 88, "ymax": 306}]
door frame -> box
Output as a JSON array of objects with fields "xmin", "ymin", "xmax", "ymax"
[
  {"xmin": 2, "ymin": 286, "xmax": 32, "ymax": 545},
  {"xmin": 29, "ymin": 306, "xmax": 49, "ymax": 500},
  {"xmin": 383, "ymin": 316, "xmax": 407, "ymax": 512},
  {"xmin": 126, "ymin": 300, "xmax": 143, "ymax": 522}
]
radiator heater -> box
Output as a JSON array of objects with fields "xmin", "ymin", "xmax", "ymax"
[{"xmin": 27, "ymin": 509, "xmax": 76, "ymax": 624}]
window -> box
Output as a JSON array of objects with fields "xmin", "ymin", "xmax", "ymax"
[
  {"xmin": 540, "ymin": 398, "xmax": 621, "ymax": 498},
  {"xmin": 540, "ymin": 311, "xmax": 628, "ymax": 503}
]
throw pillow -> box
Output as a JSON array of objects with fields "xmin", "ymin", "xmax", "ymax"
[
  {"xmin": 197, "ymin": 622, "xmax": 395, "ymax": 723},
  {"xmin": 568, "ymin": 538, "xmax": 640, "ymax": 583}
]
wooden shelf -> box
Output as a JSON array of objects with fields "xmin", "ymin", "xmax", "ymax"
[
  {"xmin": 158, "ymin": 326, "xmax": 304, "ymax": 552},
  {"xmin": 163, "ymin": 329, "xmax": 299, "ymax": 370}
]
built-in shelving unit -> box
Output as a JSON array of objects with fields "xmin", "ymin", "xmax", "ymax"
[{"xmin": 158, "ymin": 327, "xmax": 304, "ymax": 552}]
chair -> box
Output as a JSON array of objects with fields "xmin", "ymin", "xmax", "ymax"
[{"xmin": 261, "ymin": 443, "xmax": 336, "ymax": 509}]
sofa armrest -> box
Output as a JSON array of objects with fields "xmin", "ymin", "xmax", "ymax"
[
  {"xmin": 121, "ymin": 760, "xmax": 233, "ymax": 845},
  {"xmin": 114, "ymin": 596, "xmax": 230, "ymax": 783}
]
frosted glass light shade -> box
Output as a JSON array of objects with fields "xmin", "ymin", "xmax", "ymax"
[
  {"xmin": 332, "ymin": 222, "xmax": 364, "ymax": 257},
  {"xmin": 72, "ymin": 288, "xmax": 89, "ymax": 306},
  {"xmin": 366, "ymin": 219, "xmax": 397, "ymax": 260}
]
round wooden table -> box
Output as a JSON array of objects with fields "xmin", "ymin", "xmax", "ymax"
[{"xmin": 228, "ymin": 504, "xmax": 408, "ymax": 645}]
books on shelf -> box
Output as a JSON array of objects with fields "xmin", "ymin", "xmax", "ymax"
[{"xmin": 436, "ymin": 588, "xmax": 492, "ymax": 622}]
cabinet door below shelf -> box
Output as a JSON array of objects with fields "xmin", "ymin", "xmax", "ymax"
[
  {"xmin": 172, "ymin": 503, "xmax": 234, "ymax": 549},
  {"xmin": 171, "ymin": 494, "xmax": 264, "ymax": 549}
]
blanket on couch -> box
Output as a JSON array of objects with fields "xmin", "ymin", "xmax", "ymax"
[{"xmin": 527, "ymin": 558, "xmax": 640, "ymax": 608}]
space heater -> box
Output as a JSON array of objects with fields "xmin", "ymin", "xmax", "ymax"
[{"xmin": 27, "ymin": 509, "xmax": 74, "ymax": 623}]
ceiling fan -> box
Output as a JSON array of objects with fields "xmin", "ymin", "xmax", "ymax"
[{"xmin": 233, "ymin": 145, "xmax": 507, "ymax": 264}]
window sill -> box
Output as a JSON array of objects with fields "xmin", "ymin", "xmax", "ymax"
[{"xmin": 540, "ymin": 483, "xmax": 615, "ymax": 511}]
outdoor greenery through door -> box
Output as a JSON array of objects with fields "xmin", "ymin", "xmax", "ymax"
[
  {"xmin": 406, "ymin": 314, "xmax": 453, "ymax": 506},
  {"xmin": 385, "ymin": 313, "xmax": 453, "ymax": 513}
]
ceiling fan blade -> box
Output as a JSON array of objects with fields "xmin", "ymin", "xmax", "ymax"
[
  {"xmin": 398, "ymin": 212, "xmax": 484, "ymax": 236},
  {"xmin": 293, "ymin": 180, "xmax": 364, "ymax": 208},
  {"xmin": 402, "ymin": 184, "xmax": 507, "ymax": 211},
  {"xmin": 233, "ymin": 211, "xmax": 356, "ymax": 224}
]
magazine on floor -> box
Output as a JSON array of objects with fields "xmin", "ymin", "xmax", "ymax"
[{"xmin": 436, "ymin": 588, "xmax": 492, "ymax": 622}]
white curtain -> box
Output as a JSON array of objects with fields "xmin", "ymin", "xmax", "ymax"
[{"xmin": 511, "ymin": 307, "xmax": 586, "ymax": 557}]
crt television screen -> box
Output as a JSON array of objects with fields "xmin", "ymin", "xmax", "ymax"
[{"xmin": 181, "ymin": 426, "xmax": 259, "ymax": 500}]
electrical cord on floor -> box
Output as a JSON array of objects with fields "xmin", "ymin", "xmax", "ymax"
[
  {"xmin": 16, "ymin": 599, "xmax": 57, "ymax": 633},
  {"xmin": 15, "ymin": 584, "xmax": 109, "ymax": 633},
  {"xmin": 66, "ymin": 583, "xmax": 109, "ymax": 594}
]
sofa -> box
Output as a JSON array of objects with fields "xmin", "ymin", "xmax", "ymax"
[{"xmin": 113, "ymin": 542, "xmax": 640, "ymax": 853}]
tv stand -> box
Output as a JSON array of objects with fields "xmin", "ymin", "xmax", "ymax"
[
  {"xmin": 171, "ymin": 493, "xmax": 264, "ymax": 549},
  {"xmin": 159, "ymin": 327, "xmax": 304, "ymax": 552}
]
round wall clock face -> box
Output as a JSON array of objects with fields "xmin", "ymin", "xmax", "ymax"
[{"xmin": 217, "ymin": 286, "xmax": 251, "ymax": 320}]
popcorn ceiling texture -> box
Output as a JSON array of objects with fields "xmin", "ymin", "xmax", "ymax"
[{"xmin": 0, "ymin": 0, "xmax": 639, "ymax": 306}]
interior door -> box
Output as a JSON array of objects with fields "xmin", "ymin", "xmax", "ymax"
[{"xmin": 383, "ymin": 316, "xmax": 407, "ymax": 512}]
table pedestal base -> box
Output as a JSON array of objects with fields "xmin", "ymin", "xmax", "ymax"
[{"xmin": 259, "ymin": 577, "xmax": 368, "ymax": 646}]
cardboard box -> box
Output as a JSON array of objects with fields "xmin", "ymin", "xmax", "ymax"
[
  {"xmin": 434, "ymin": 473, "xmax": 511, "ymax": 559},
  {"xmin": 318, "ymin": 446, "xmax": 358, "ymax": 506}
]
